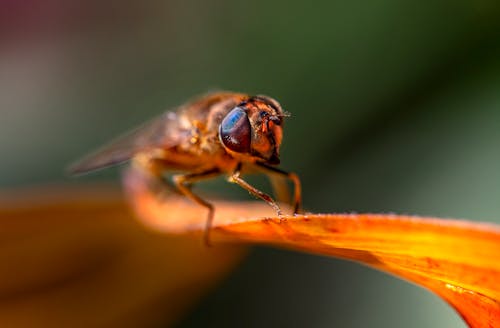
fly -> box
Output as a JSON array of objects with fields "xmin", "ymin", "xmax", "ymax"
[{"xmin": 68, "ymin": 91, "xmax": 302, "ymax": 245}]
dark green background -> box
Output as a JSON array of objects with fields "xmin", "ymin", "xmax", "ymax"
[{"xmin": 2, "ymin": 0, "xmax": 499, "ymax": 327}]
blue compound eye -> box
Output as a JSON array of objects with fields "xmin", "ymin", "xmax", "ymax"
[{"xmin": 219, "ymin": 107, "xmax": 251, "ymax": 153}]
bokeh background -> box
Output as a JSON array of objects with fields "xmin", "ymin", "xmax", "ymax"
[{"xmin": 1, "ymin": 0, "xmax": 500, "ymax": 327}]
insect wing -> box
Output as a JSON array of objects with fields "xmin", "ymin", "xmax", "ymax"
[{"xmin": 68, "ymin": 111, "xmax": 187, "ymax": 175}]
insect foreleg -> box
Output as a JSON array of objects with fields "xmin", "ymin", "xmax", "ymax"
[
  {"xmin": 255, "ymin": 162, "xmax": 302, "ymax": 214},
  {"xmin": 228, "ymin": 164, "xmax": 283, "ymax": 216}
]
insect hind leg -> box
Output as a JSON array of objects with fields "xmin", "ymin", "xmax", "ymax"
[
  {"xmin": 172, "ymin": 168, "xmax": 221, "ymax": 246},
  {"xmin": 141, "ymin": 171, "xmax": 181, "ymax": 200}
]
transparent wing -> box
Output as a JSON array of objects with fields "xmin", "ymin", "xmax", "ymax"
[{"xmin": 67, "ymin": 111, "xmax": 188, "ymax": 175}]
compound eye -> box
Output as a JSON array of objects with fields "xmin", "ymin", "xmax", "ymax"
[{"xmin": 219, "ymin": 107, "xmax": 251, "ymax": 153}]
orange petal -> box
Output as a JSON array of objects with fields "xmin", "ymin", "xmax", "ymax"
[
  {"xmin": 125, "ymin": 169, "xmax": 500, "ymax": 328},
  {"xmin": 0, "ymin": 184, "xmax": 246, "ymax": 328}
]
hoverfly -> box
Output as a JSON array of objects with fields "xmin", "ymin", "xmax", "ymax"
[{"xmin": 69, "ymin": 92, "xmax": 302, "ymax": 244}]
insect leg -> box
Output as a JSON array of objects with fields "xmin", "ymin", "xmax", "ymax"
[
  {"xmin": 228, "ymin": 164, "xmax": 283, "ymax": 216},
  {"xmin": 255, "ymin": 162, "xmax": 302, "ymax": 214},
  {"xmin": 267, "ymin": 175, "xmax": 291, "ymax": 206},
  {"xmin": 158, "ymin": 175, "xmax": 183, "ymax": 195},
  {"xmin": 172, "ymin": 168, "xmax": 221, "ymax": 246},
  {"xmin": 140, "ymin": 169, "xmax": 180, "ymax": 199}
]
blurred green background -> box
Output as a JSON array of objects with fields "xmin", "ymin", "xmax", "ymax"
[{"xmin": 1, "ymin": 0, "xmax": 500, "ymax": 327}]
